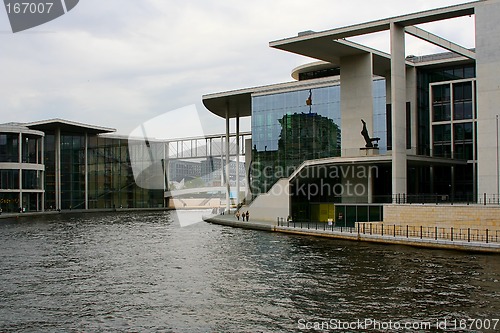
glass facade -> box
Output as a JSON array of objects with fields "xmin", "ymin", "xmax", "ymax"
[
  {"xmin": 61, "ymin": 133, "xmax": 86, "ymax": 209},
  {"xmin": 250, "ymin": 80, "xmax": 386, "ymax": 196},
  {"xmin": 431, "ymin": 79, "xmax": 476, "ymax": 160},
  {"xmin": 0, "ymin": 127, "xmax": 44, "ymax": 212},
  {"xmin": 44, "ymin": 134, "xmax": 56, "ymax": 210},
  {"xmin": 87, "ymin": 136, "xmax": 164, "ymax": 209},
  {"xmin": 0, "ymin": 133, "xmax": 19, "ymax": 162},
  {"xmin": 417, "ymin": 64, "xmax": 476, "ymax": 156},
  {"xmin": 417, "ymin": 63, "xmax": 477, "ymax": 200}
]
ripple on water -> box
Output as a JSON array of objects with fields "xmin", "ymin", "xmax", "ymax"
[{"xmin": 0, "ymin": 211, "xmax": 499, "ymax": 332}]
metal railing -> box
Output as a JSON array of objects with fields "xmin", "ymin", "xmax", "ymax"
[
  {"xmin": 277, "ymin": 219, "xmax": 499, "ymax": 244},
  {"xmin": 392, "ymin": 193, "xmax": 500, "ymax": 206}
]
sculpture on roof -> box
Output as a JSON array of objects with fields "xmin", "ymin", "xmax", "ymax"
[{"xmin": 361, "ymin": 119, "xmax": 380, "ymax": 148}]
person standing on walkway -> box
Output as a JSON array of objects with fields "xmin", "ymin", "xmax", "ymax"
[
  {"xmin": 245, "ymin": 211, "xmax": 249, "ymax": 222},
  {"xmin": 235, "ymin": 211, "xmax": 240, "ymax": 221}
]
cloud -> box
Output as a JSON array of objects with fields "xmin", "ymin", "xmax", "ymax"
[{"xmin": 0, "ymin": 0, "xmax": 476, "ymax": 135}]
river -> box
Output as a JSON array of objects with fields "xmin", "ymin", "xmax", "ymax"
[{"xmin": 0, "ymin": 210, "xmax": 499, "ymax": 332}]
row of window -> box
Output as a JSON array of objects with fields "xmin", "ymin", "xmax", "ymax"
[
  {"xmin": 431, "ymin": 80, "xmax": 476, "ymax": 161},
  {"xmin": 0, "ymin": 169, "xmax": 42, "ymax": 190},
  {"xmin": 432, "ymin": 81, "xmax": 475, "ymax": 122},
  {"xmin": 0, "ymin": 134, "xmax": 43, "ymax": 164}
]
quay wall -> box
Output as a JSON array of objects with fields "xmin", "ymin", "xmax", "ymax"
[
  {"xmin": 203, "ymin": 215, "xmax": 500, "ymax": 254},
  {"xmin": 382, "ymin": 204, "xmax": 500, "ymax": 231}
]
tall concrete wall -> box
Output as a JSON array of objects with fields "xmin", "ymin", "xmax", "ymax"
[
  {"xmin": 390, "ymin": 23, "xmax": 407, "ymax": 196},
  {"xmin": 476, "ymin": 0, "xmax": 500, "ymax": 197},
  {"xmin": 340, "ymin": 53, "xmax": 374, "ymax": 157}
]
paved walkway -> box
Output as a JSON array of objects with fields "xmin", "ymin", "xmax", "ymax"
[{"xmin": 203, "ymin": 214, "xmax": 500, "ymax": 254}]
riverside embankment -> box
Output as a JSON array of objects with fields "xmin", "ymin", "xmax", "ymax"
[{"xmin": 203, "ymin": 214, "xmax": 500, "ymax": 253}]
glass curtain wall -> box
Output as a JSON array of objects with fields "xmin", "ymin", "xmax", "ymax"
[
  {"xmin": 44, "ymin": 134, "xmax": 56, "ymax": 210},
  {"xmin": 1, "ymin": 131, "xmax": 44, "ymax": 212},
  {"xmin": 418, "ymin": 64, "xmax": 476, "ymax": 200},
  {"xmin": 60, "ymin": 134, "xmax": 86, "ymax": 209},
  {"xmin": 251, "ymin": 86, "xmax": 341, "ymax": 196},
  {"xmin": 0, "ymin": 133, "xmax": 19, "ymax": 162},
  {"xmin": 250, "ymin": 80, "xmax": 387, "ymax": 197},
  {"xmin": 87, "ymin": 136, "xmax": 163, "ymax": 209}
]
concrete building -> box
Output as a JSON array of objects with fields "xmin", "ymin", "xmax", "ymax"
[{"xmin": 202, "ymin": 0, "xmax": 500, "ymax": 224}]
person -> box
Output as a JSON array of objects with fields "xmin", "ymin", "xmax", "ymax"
[
  {"xmin": 245, "ymin": 211, "xmax": 250, "ymax": 222},
  {"xmin": 235, "ymin": 211, "xmax": 240, "ymax": 221}
]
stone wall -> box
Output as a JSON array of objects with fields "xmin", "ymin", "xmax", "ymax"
[{"xmin": 382, "ymin": 204, "xmax": 500, "ymax": 231}]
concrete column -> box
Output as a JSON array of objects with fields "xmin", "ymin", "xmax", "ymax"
[
  {"xmin": 236, "ymin": 116, "xmax": 240, "ymax": 207},
  {"xmin": 225, "ymin": 109, "xmax": 230, "ymax": 213},
  {"xmin": 368, "ymin": 165, "xmax": 373, "ymax": 204},
  {"xmin": 476, "ymin": 0, "xmax": 500, "ymax": 198},
  {"xmin": 390, "ymin": 22, "xmax": 407, "ymax": 196},
  {"xmin": 245, "ymin": 138, "xmax": 252, "ymax": 202},
  {"xmin": 340, "ymin": 53, "xmax": 374, "ymax": 157}
]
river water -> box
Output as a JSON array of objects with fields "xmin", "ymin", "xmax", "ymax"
[{"xmin": 0, "ymin": 210, "xmax": 499, "ymax": 332}]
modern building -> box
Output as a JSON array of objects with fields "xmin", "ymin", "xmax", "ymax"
[
  {"xmin": 202, "ymin": 0, "xmax": 500, "ymax": 224},
  {"xmin": 0, "ymin": 119, "xmax": 164, "ymax": 212},
  {"xmin": 0, "ymin": 119, "xmax": 247, "ymax": 213}
]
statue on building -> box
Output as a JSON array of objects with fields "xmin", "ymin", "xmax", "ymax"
[{"xmin": 361, "ymin": 119, "xmax": 380, "ymax": 148}]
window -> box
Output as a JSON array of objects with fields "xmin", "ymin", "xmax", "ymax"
[{"xmin": 432, "ymin": 84, "xmax": 451, "ymax": 122}]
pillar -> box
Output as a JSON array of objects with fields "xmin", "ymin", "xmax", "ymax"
[
  {"xmin": 225, "ymin": 108, "xmax": 230, "ymax": 213},
  {"xmin": 236, "ymin": 116, "xmax": 240, "ymax": 207},
  {"xmin": 340, "ymin": 53, "xmax": 374, "ymax": 156},
  {"xmin": 390, "ymin": 22, "xmax": 407, "ymax": 196},
  {"xmin": 476, "ymin": 0, "xmax": 500, "ymax": 198}
]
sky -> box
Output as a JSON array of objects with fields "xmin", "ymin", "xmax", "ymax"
[{"xmin": 0, "ymin": 0, "xmax": 477, "ymax": 138}]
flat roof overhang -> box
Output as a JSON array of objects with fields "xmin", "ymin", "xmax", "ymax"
[
  {"xmin": 202, "ymin": 76, "xmax": 342, "ymax": 119},
  {"xmin": 26, "ymin": 118, "xmax": 116, "ymax": 135},
  {"xmin": 202, "ymin": 89, "xmax": 253, "ymax": 119},
  {"xmin": 274, "ymin": 38, "xmax": 395, "ymax": 77},
  {"xmin": 269, "ymin": 2, "xmax": 477, "ymax": 64}
]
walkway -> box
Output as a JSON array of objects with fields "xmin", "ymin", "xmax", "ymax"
[{"xmin": 203, "ymin": 214, "xmax": 500, "ymax": 254}]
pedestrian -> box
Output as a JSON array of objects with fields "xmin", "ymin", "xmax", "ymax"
[
  {"xmin": 236, "ymin": 211, "xmax": 240, "ymax": 221},
  {"xmin": 245, "ymin": 211, "xmax": 250, "ymax": 222}
]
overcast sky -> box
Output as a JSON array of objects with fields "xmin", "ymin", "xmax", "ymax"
[{"xmin": 0, "ymin": 0, "xmax": 476, "ymax": 138}]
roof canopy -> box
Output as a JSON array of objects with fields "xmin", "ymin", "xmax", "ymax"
[
  {"xmin": 26, "ymin": 118, "xmax": 115, "ymax": 135},
  {"xmin": 203, "ymin": 1, "xmax": 478, "ymax": 119}
]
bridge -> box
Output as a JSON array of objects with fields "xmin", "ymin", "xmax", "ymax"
[{"xmin": 165, "ymin": 186, "xmax": 248, "ymax": 198}]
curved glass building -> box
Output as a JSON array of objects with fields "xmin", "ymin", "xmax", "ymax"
[{"xmin": 0, "ymin": 124, "xmax": 44, "ymax": 212}]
